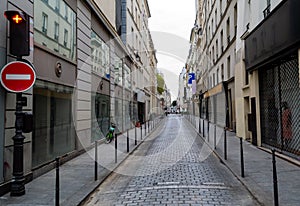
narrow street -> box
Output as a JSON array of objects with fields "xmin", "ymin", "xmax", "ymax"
[{"xmin": 82, "ymin": 115, "xmax": 259, "ymax": 205}]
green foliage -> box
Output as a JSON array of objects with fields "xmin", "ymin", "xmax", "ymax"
[{"xmin": 157, "ymin": 74, "xmax": 165, "ymax": 94}]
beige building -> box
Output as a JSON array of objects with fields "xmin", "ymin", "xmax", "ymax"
[{"xmin": 188, "ymin": 0, "xmax": 237, "ymax": 129}]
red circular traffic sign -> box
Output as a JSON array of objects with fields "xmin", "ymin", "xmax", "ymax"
[{"xmin": 0, "ymin": 61, "xmax": 36, "ymax": 93}]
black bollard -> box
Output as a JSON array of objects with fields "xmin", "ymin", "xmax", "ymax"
[
  {"xmin": 140, "ymin": 124, "xmax": 142, "ymax": 140},
  {"xmin": 240, "ymin": 138, "xmax": 245, "ymax": 178},
  {"xmin": 55, "ymin": 157, "xmax": 60, "ymax": 206},
  {"xmin": 272, "ymin": 149, "xmax": 279, "ymax": 206},
  {"xmin": 135, "ymin": 126, "xmax": 137, "ymax": 145},
  {"xmin": 207, "ymin": 121, "xmax": 210, "ymax": 142},
  {"xmin": 148, "ymin": 121, "xmax": 150, "ymax": 133},
  {"xmin": 94, "ymin": 141, "xmax": 98, "ymax": 181},
  {"xmin": 224, "ymin": 127, "xmax": 227, "ymax": 160},
  {"xmin": 115, "ymin": 134, "xmax": 118, "ymax": 163},
  {"xmin": 198, "ymin": 118, "xmax": 201, "ymax": 134},
  {"xmin": 214, "ymin": 124, "xmax": 217, "ymax": 149},
  {"xmin": 203, "ymin": 119, "xmax": 205, "ymax": 136},
  {"xmin": 145, "ymin": 123, "xmax": 146, "ymax": 136},
  {"xmin": 127, "ymin": 130, "xmax": 129, "ymax": 153}
]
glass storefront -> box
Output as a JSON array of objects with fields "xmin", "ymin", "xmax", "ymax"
[
  {"xmin": 34, "ymin": 0, "xmax": 77, "ymax": 61},
  {"xmin": 91, "ymin": 93, "xmax": 110, "ymax": 141},
  {"xmin": 32, "ymin": 80, "xmax": 75, "ymax": 167}
]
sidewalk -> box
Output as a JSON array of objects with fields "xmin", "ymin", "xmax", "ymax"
[
  {"xmin": 0, "ymin": 117, "xmax": 163, "ymax": 206},
  {"xmin": 188, "ymin": 115, "xmax": 300, "ymax": 206}
]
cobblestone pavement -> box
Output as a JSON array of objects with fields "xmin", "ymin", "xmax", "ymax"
[{"xmin": 83, "ymin": 115, "xmax": 260, "ymax": 206}]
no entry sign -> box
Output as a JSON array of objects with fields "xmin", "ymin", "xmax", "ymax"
[{"xmin": 0, "ymin": 61, "xmax": 36, "ymax": 92}]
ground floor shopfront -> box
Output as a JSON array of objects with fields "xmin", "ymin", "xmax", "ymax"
[{"xmin": 241, "ymin": 0, "xmax": 300, "ymax": 159}]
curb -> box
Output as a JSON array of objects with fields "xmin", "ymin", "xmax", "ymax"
[
  {"xmin": 185, "ymin": 117, "xmax": 265, "ymax": 206},
  {"xmin": 77, "ymin": 118, "xmax": 165, "ymax": 206}
]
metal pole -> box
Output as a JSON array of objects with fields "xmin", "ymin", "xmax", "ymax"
[
  {"xmin": 127, "ymin": 130, "xmax": 129, "ymax": 153},
  {"xmin": 94, "ymin": 141, "xmax": 98, "ymax": 181},
  {"xmin": 224, "ymin": 128, "xmax": 227, "ymax": 160},
  {"xmin": 115, "ymin": 134, "xmax": 118, "ymax": 163},
  {"xmin": 207, "ymin": 121, "xmax": 210, "ymax": 142},
  {"xmin": 148, "ymin": 121, "xmax": 149, "ymax": 133},
  {"xmin": 55, "ymin": 157, "xmax": 60, "ymax": 206},
  {"xmin": 214, "ymin": 124, "xmax": 216, "ymax": 149},
  {"xmin": 198, "ymin": 117, "xmax": 201, "ymax": 134},
  {"xmin": 11, "ymin": 93, "xmax": 25, "ymax": 196},
  {"xmin": 140, "ymin": 124, "xmax": 142, "ymax": 140},
  {"xmin": 240, "ymin": 138, "xmax": 245, "ymax": 178},
  {"xmin": 203, "ymin": 119, "xmax": 205, "ymax": 136},
  {"xmin": 145, "ymin": 122, "xmax": 146, "ymax": 136},
  {"xmin": 272, "ymin": 149, "xmax": 279, "ymax": 206},
  {"xmin": 135, "ymin": 126, "xmax": 137, "ymax": 145}
]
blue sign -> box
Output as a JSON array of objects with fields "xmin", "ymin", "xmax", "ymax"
[{"xmin": 188, "ymin": 73, "xmax": 195, "ymax": 84}]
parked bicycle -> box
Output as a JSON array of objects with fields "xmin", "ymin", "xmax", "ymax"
[{"xmin": 105, "ymin": 123, "xmax": 115, "ymax": 143}]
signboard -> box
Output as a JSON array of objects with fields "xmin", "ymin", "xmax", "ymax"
[
  {"xmin": 0, "ymin": 61, "xmax": 36, "ymax": 93},
  {"xmin": 188, "ymin": 73, "xmax": 195, "ymax": 84}
]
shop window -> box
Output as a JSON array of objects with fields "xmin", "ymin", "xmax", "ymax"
[{"xmin": 32, "ymin": 80, "xmax": 75, "ymax": 167}]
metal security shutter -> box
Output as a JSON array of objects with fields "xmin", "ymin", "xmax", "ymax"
[
  {"xmin": 215, "ymin": 92, "xmax": 226, "ymax": 127},
  {"xmin": 260, "ymin": 55, "xmax": 300, "ymax": 157}
]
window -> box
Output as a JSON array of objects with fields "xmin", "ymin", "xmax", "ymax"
[
  {"xmin": 64, "ymin": 29, "xmax": 68, "ymax": 46},
  {"xmin": 221, "ymin": 64, "xmax": 224, "ymax": 81},
  {"xmin": 220, "ymin": 0, "xmax": 222, "ymax": 16},
  {"xmin": 220, "ymin": 30, "xmax": 224, "ymax": 52},
  {"xmin": 33, "ymin": 80, "xmax": 75, "ymax": 167},
  {"xmin": 226, "ymin": 18, "xmax": 230, "ymax": 44},
  {"xmin": 217, "ymin": 68, "xmax": 219, "ymax": 83},
  {"xmin": 91, "ymin": 31, "xmax": 110, "ymax": 77},
  {"xmin": 234, "ymin": 4, "xmax": 237, "ymax": 36},
  {"xmin": 264, "ymin": 0, "xmax": 271, "ymax": 17},
  {"xmin": 215, "ymin": 10, "xmax": 217, "ymax": 27},
  {"xmin": 42, "ymin": 13, "xmax": 48, "ymax": 34},
  {"xmin": 55, "ymin": 0, "xmax": 60, "ymax": 12},
  {"xmin": 227, "ymin": 56, "xmax": 231, "ymax": 79},
  {"xmin": 212, "ymin": 46, "xmax": 215, "ymax": 63},
  {"xmin": 216, "ymin": 39, "xmax": 218, "ymax": 58},
  {"xmin": 54, "ymin": 22, "xmax": 59, "ymax": 41},
  {"xmin": 34, "ymin": 0, "xmax": 76, "ymax": 61}
]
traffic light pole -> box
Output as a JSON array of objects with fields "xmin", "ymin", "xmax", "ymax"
[{"xmin": 11, "ymin": 92, "xmax": 25, "ymax": 196}]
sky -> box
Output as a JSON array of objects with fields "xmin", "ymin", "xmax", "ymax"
[{"xmin": 148, "ymin": 0, "xmax": 195, "ymax": 101}]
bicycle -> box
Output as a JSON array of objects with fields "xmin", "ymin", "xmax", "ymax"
[{"xmin": 105, "ymin": 123, "xmax": 115, "ymax": 143}]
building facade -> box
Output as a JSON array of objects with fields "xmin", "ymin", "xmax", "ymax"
[
  {"xmin": 188, "ymin": 0, "xmax": 237, "ymax": 129},
  {"xmin": 235, "ymin": 0, "xmax": 300, "ymax": 158},
  {"xmin": 0, "ymin": 0, "xmax": 158, "ymax": 193}
]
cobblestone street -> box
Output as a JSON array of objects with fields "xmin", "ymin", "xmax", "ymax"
[{"xmin": 82, "ymin": 115, "xmax": 259, "ymax": 206}]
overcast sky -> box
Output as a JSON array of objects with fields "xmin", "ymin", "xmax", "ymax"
[{"xmin": 148, "ymin": 0, "xmax": 195, "ymax": 101}]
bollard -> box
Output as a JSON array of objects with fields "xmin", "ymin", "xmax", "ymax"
[
  {"xmin": 148, "ymin": 121, "xmax": 150, "ymax": 133},
  {"xmin": 135, "ymin": 126, "xmax": 137, "ymax": 145},
  {"xmin": 207, "ymin": 121, "xmax": 210, "ymax": 142},
  {"xmin": 224, "ymin": 128, "xmax": 227, "ymax": 160},
  {"xmin": 140, "ymin": 124, "xmax": 142, "ymax": 140},
  {"xmin": 115, "ymin": 134, "xmax": 118, "ymax": 163},
  {"xmin": 145, "ymin": 122, "xmax": 147, "ymax": 136},
  {"xmin": 198, "ymin": 118, "xmax": 201, "ymax": 134},
  {"xmin": 94, "ymin": 141, "xmax": 98, "ymax": 181},
  {"xmin": 240, "ymin": 138, "xmax": 245, "ymax": 178},
  {"xmin": 127, "ymin": 130, "xmax": 129, "ymax": 153},
  {"xmin": 203, "ymin": 119, "xmax": 205, "ymax": 136},
  {"xmin": 272, "ymin": 149, "xmax": 279, "ymax": 206},
  {"xmin": 214, "ymin": 124, "xmax": 216, "ymax": 149},
  {"xmin": 55, "ymin": 157, "xmax": 60, "ymax": 206}
]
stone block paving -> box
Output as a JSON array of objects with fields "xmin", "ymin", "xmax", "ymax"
[{"xmin": 101, "ymin": 115, "xmax": 259, "ymax": 205}]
